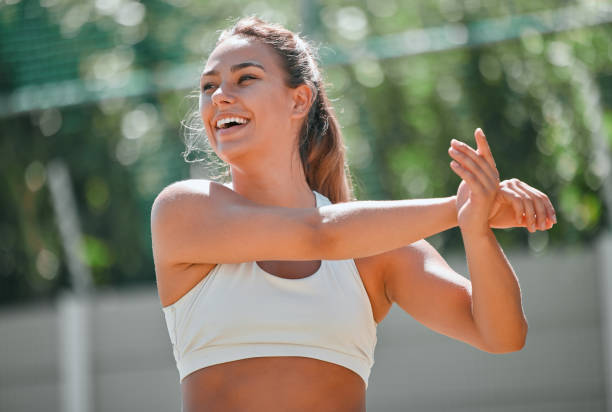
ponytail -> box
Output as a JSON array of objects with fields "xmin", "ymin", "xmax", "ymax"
[{"xmin": 298, "ymin": 81, "xmax": 354, "ymax": 203}]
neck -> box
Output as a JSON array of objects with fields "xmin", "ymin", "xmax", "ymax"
[{"xmin": 227, "ymin": 154, "xmax": 316, "ymax": 209}]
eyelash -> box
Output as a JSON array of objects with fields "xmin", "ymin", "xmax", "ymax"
[{"xmin": 202, "ymin": 75, "xmax": 257, "ymax": 93}]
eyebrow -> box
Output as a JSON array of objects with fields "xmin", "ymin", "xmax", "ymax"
[{"xmin": 202, "ymin": 61, "xmax": 266, "ymax": 78}]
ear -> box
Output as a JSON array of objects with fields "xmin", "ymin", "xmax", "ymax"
[{"xmin": 289, "ymin": 84, "xmax": 313, "ymax": 120}]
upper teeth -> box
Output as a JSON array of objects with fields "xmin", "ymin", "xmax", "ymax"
[{"xmin": 216, "ymin": 117, "xmax": 248, "ymax": 128}]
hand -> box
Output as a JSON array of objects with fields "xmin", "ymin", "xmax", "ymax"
[
  {"xmin": 488, "ymin": 178, "xmax": 556, "ymax": 232},
  {"xmin": 449, "ymin": 128, "xmax": 500, "ymax": 236},
  {"xmin": 450, "ymin": 128, "xmax": 557, "ymax": 234}
]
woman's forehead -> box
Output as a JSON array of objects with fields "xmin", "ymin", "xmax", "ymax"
[{"xmin": 204, "ymin": 36, "xmax": 279, "ymax": 73}]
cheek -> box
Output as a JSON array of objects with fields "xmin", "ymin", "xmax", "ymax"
[
  {"xmin": 198, "ymin": 97, "xmax": 216, "ymax": 146},
  {"xmin": 198, "ymin": 91, "xmax": 205, "ymax": 108},
  {"xmin": 199, "ymin": 94, "xmax": 210, "ymax": 118},
  {"xmin": 250, "ymin": 88, "xmax": 292, "ymax": 124},
  {"xmin": 198, "ymin": 95, "xmax": 206, "ymax": 124}
]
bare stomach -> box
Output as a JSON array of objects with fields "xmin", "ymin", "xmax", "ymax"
[{"xmin": 181, "ymin": 356, "xmax": 366, "ymax": 412}]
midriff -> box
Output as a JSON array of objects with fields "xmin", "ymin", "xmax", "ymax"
[
  {"xmin": 181, "ymin": 356, "xmax": 366, "ymax": 412},
  {"xmin": 159, "ymin": 255, "xmax": 390, "ymax": 412}
]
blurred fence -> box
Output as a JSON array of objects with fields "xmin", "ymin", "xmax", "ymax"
[
  {"xmin": 2, "ymin": 4, "xmax": 611, "ymax": 117},
  {"xmin": 2, "ymin": 1, "xmax": 611, "ymax": 306},
  {"xmin": 0, "ymin": 243, "xmax": 609, "ymax": 412}
]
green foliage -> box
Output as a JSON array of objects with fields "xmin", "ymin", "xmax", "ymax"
[{"xmin": 0, "ymin": 0, "xmax": 610, "ymax": 305}]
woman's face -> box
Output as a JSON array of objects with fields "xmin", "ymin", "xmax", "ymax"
[{"xmin": 199, "ymin": 36, "xmax": 304, "ymax": 165}]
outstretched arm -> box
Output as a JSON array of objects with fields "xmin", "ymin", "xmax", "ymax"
[
  {"xmin": 151, "ymin": 129, "xmax": 553, "ymax": 270},
  {"xmin": 151, "ymin": 180, "xmax": 460, "ymax": 267}
]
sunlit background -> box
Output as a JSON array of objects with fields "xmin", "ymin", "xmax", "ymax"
[{"xmin": 1, "ymin": 0, "xmax": 611, "ymax": 411}]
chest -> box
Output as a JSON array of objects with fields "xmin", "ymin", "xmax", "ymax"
[
  {"xmin": 195, "ymin": 260, "xmax": 373, "ymax": 339},
  {"xmin": 158, "ymin": 257, "xmax": 391, "ymax": 324}
]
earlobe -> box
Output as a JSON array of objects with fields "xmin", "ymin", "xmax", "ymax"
[{"xmin": 290, "ymin": 84, "xmax": 313, "ymax": 119}]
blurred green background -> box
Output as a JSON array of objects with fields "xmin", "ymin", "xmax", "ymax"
[{"xmin": 1, "ymin": 0, "xmax": 610, "ymax": 306}]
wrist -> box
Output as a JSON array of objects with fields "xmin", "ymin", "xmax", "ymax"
[
  {"xmin": 460, "ymin": 224, "xmax": 494, "ymax": 241},
  {"xmin": 448, "ymin": 195, "xmax": 458, "ymax": 228}
]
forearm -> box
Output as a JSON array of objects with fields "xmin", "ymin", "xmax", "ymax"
[
  {"xmin": 462, "ymin": 228, "xmax": 527, "ymax": 352},
  {"xmin": 318, "ymin": 196, "xmax": 457, "ymax": 259}
]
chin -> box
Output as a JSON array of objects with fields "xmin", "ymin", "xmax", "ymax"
[{"xmin": 214, "ymin": 139, "xmax": 256, "ymax": 165}]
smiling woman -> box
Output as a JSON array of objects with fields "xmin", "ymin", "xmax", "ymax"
[
  {"xmin": 151, "ymin": 16, "xmax": 556, "ymax": 412},
  {"xmin": 197, "ymin": 33, "xmax": 345, "ymax": 200}
]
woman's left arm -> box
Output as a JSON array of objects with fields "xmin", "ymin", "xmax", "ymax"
[
  {"xmin": 381, "ymin": 235, "xmax": 525, "ymax": 353},
  {"xmin": 446, "ymin": 128, "xmax": 555, "ymax": 351},
  {"xmin": 459, "ymin": 226, "xmax": 527, "ymax": 351},
  {"xmin": 381, "ymin": 128, "xmax": 555, "ymax": 352}
]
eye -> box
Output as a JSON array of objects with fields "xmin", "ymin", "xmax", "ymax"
[
  {"xmin": 238, "ymin": 74, "xmax": 257, "ymax": 83},
  {"xmin": 201, "ymin": 83, "xmax": 215, "ymax": 93}
]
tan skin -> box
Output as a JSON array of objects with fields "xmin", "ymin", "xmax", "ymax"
[{"xmin": 151, "ymin": 36, "xmax": 556, "ymax": 412}]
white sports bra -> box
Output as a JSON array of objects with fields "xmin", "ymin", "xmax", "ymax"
[{"xmin": 161, "ymin": 190, "xmax": 378, "ymax": 388}]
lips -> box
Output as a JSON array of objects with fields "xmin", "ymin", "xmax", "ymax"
[
  {"xmin": 216, "ymin": 116, "xmax": 249, "ymax": 129},
  {"xmin": 214, "ymin": 120, "xmax": 250, "ymax": 138}
]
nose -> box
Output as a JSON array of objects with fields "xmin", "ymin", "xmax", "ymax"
[{"xmin": 211, "ymin": 84, "xmax": 235, "ymax": 106}]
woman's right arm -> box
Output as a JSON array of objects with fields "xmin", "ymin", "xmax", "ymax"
[{"xmin": 150, "ymin": 179, "xmax": 458, "ymax": 267}]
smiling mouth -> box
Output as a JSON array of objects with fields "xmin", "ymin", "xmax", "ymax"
[
  {"xmin": 218, "ymin": 122, "xmax": 241, "ymax": 130},
  {"xmin": 215, "ymin": 117, "xmax": 251, "ymax": 130},
  {"xmin": 214, "ymin": 119, "xmax": 250, "ymax": 136}
]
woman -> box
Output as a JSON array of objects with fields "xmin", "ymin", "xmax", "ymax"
[{"xmin": 151, "ymin": 17, "xmax": 556, "ymax": 412}]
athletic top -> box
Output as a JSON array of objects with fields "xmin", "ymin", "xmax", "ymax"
[{"xmin": 161, "ymin": 189, "xmax": 378, "ymax": 388}]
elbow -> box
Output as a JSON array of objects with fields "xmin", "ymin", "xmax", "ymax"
[
  {"xmin": 490, "ymin": 339, "xmax": 526, "ymax": 354},
  {"xmin": 485, "ymin": 320, "xmax": 528, "ymax": 354},
  {"xmin": 512, "ymin": 318, "xmax": 529, "ymax": 352}
]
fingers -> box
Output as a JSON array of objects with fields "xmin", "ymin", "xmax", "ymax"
[
  {"xmin": 506, "ymin": 179, "xmax": 537, "ymax": 232},
  {"xmin": 523, "ymin": 182, "xmax": 556, "ymax": 224},
  {"xmin": 515, "ymin": 180, "xmax": 556, "ymax": 229},
  {"xmin": 450, "ymin": 160, "xmax": 487, "ymax": 194},
  {"xmin": 474, "ymin": 128, "xmax": 498, "ymax": 176},
  {"xmin": 449, "ymin": 138, "xmax": 499, "ymax": 190},
  {"xmin": 449, "ymin": 146, "xmax": 496, "ymax": 191},
  {"xmin": 448, "ymin": 130, "xmax": 557, "ymax": 233},
  {"xmin": 519, "ymin": 182, "xmax": 547, "ymax": 230},
  {"xmin": 503, "ymin": 179, "xmax": 557, "ymax": 232}
]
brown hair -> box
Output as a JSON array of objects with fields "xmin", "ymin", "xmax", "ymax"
[{"xmin": 184, "ymin": 16, "xmax": 354, "ymax": 203}]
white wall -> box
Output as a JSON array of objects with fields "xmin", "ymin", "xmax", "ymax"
[{"xmin": 367, "ymin": 246, "xmax": 605, "ymax": 411}]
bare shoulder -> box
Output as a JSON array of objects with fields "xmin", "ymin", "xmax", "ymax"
[
  {"xmin": 150, "ymin": 178, "xmax": 234, "ymax": 262},
  {"xmin": 152, "ymin": 179, "xmax": 205, "ymax": 227},
  {"xmin": 151, "ymin": 178, "xmax": 230, "ymax": 217},
  {"xmin": 151, "ymin": 179, "xmax": 222, "ymax": 306}
]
